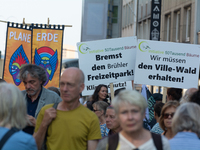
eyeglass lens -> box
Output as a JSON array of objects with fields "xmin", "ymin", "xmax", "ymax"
[{"xmin": 164, "ymin": 113, "xmax": 174, "ymax": 119}]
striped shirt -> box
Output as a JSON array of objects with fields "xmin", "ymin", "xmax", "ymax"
[{"xmin": 169, "ymin": 132, "xmax": 200, "ymax": 150}]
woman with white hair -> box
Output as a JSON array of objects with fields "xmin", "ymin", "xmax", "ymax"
[
  {"xmin": 0, "ymin": 83, "xmax": 37, "ymax": 150},
  {"xmin": 96, "ymin": 90, "xmax": 170, "ymax": 150},
  {"xmin": 169, "ymin": 102, "xmax": 200, "ymax": 150}
]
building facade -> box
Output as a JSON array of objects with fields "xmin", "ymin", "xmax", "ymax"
[
  {"xmin": 122, "ymin": 0, "xmax": 137, "ymax": 37},
  {"xmin": 160, "ymin": 0, "xmax": 200, "ymax": 44},
  {"xmin": 137, "ymin": 0, "xmax": 152, "ymax": 39},
  {"xmin": 81, "ymin": 0, "xmax": 122, "ymax": 42}
]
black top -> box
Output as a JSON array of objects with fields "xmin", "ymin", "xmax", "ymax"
[{"xmin": 22, "ymin": 88, "xmax": 42, "ymax": 135}]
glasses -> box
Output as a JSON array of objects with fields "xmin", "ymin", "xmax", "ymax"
[{"xmin": 163, "ymin": 113, "xmax": 175, "ymax": 119}]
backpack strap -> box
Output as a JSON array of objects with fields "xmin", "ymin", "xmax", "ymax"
[
  {"xmin": 0, "ymin": 128, "xmax": 19, "ymax": 149},
  {"xmin": 151, "ymin": 132, "xmax": 163, "ymax": 150},
  {"xmin": 52, "ymin": 102, "xmax": 59, "ymax": 109},
  {"xmin": 42, "ymin": 102, "xmax": 59, "ymax": 150},
  {"xmin": 108, "ymin": 133, "xmax": 119, "ymax": 150}
]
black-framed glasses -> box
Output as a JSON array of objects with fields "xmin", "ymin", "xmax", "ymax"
[{"xmin": 163, "ymin": 113, "xmax": 175, "ymax": 119}]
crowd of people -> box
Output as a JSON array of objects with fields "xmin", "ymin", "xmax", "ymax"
[{"xmin": 0, "ymin": 64, "xmax": 200, "ymax": 150}]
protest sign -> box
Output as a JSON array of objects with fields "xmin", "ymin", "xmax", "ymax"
[
  {"xmin": 77, "ymin": 36, "xmax": 137, "ymax": 96},
  {"xmin": 85, "ymin": 81, "xmax": 132, "ymax": 96},
  {"xmin": 134, "ymin": 40, "xmax": 200, "ymax": 89},
  {"xmin": 3, "ymin": 22, "xmax": 31, "ymax": 90},
  {"xmin": 32, "ymin": 24, "xmax": 64, "ymax": 88}
]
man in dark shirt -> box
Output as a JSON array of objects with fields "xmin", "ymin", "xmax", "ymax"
[{"xmin": 19, "ymin": 64, "xmax": 61, "ymax": 134}]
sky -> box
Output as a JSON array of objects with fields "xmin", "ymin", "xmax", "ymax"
[{"xmin": 0, "ymin": 0, "xmax": 82, "ymax": 56}]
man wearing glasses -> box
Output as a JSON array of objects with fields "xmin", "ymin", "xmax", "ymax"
[{"xmin": 34, "ymin": 67, "xmax": 101, "ymax": 150}]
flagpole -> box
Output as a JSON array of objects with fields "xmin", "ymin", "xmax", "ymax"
[{"xmin": 0, "ymin": 19, "xmax": 72, "ymax": 27}]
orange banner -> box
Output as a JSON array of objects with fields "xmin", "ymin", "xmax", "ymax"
[
  {"xmin": 31, "ymin": 25, "xmax": 64, "ymax": 88},
  {"xmin": 3, "ymin": 23, "xmax": 31, "ymax": 90}
]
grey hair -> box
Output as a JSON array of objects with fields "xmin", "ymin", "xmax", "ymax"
[
  {"xmin": 93, "ymin": 101, "xmax": 109, "ymax": 115},
  {"xmin": 172, "ymin": 102, "xmax": 200, "ymax": 137},
  {"xmin": 0, "ymin": 83, "xmax": 27, "ymax": 129},
  {"xmin": 106, "ymin": 105, "xmax": 114, "ymax": 111},
  {"xmin": 19, "ymin": 64, "xmax": 47, "ymax": 85},
  {"xmin": 112, "ymin": 90, "xmax": 147, "ymax": 114}
]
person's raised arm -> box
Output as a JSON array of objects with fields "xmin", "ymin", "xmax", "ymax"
[{"xmin": 33, "ymin": 107, "xmax": 57, "ymax": 150}]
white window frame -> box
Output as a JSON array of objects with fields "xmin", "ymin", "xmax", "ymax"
[
  {"xmin": 145, "ymin": 2, "xmax": 148, "ymax": 17},
  {"xmin": 139, "ymin": 22, "xmax": 143, "ymax": 39},
  {"xmin": 128, "ymin": 3, "xmax": 130, "ymax": 25},
  {"xmin": 186, "ymin": 7, "xmax": 191, "ymax": 42},
  {"xmin": 175, "ymin": 11, "xmax": 180, "ymax": 42},
  {"xmin": 126, "ymin": 4, "xmax": 128, "ymax": 26},
  {"xmin": 122, "ymin": 6, "xmax": 126, "ymax": 28},
  {"xmin": 166, "ymin": 15, "xmax": 171, "ymax": 41},
  {"xmin": 141, "ymin": 4, "xmax": 143, "ymax": 20}
]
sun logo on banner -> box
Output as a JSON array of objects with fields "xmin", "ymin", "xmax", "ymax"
[
  {"xmin": 139, "ymin": 41, "xmax": 151, "ymax": 52},
  {"xmin": 34, "ymin": 46, "xmax": 58, "ymax": 86},
  {"xmin": 9, "ymin": 45, "xmax": 29, "ymax": 86}
]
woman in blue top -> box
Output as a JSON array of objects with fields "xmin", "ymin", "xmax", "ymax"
[
  {"xmin": 169, "ymin": 102, "xmax": 200, "ymax": 150},
  {"xmin": 93, "ymin": 101, "xmax": 109, "ymax": 137},
  {"xmin": 0, "ymin": 83, "xmax": 37, "ymax": 150}
]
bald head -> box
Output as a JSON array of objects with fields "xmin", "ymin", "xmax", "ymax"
[
  {"xmin": 62, "ymin": 67, "xmax": 85, "ymax": 84},
  {"xmin": 60, "ymin": 67, "xmax": 85, "ymax": 103},
  {"xmin": 180, "ymin": 88, "xmax": 198, "ymax": 104},
  {"xmin": 187, "ymin": 88, "xmax": 198, "ymax": 95}
]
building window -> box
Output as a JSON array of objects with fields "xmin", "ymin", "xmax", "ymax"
[
  {"xmin": 166, "ymin": 14, "xmax": 171, "ymax": 41},
  {"xmin": 130, "ymin": 1, "xmax": 134, "ymax": 24},
  {"xmin": 186, "ymin": 7, "xmax": 191, "ymax": 41},
  {"xmin": 147, "ymin": 1, "xmax": 151, "ymax": 16},
  {"xmin": 141, "ymin": 4, "xmax": 143, "ymax": 20},
  {"xmin": 112, "ymin": 6, "xmax": 118, "ymax": 23},
  {"xmin": 175, "ymin": 11, "xmax": 180, "ymax": 42},
  {"xmin": 128, "ymin": 4, "xmax": 130, "ymax": 25},
  {"xmin": 122, "ymin": 6, "xmax": 126, "ymax": 28},
  {"xmin": 122, "ymin": 1, "xmax": 134, "ymax": 27},
  {"xmin": 139, "ymin": 22, "xmax": 143, "ymax": 39},
  {"xmin": 126, "ymin": 4, "xmax": 128, "ymax": 25},
  {"xmin": 145, "ymin": 2, "xmax": 148, "ymax": 17}
]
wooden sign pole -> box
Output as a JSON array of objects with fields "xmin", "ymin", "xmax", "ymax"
[
  {"xmin": 162, "ymin": 87, "xmax": 167, "ymax": 103},
  {"xmin": 47, "ymin": 18, "xmax": 50, "ymax": 27},
  {"xmin": 23, "ymin": 18, "xmax": 25, "ymax": 25},
  {"xmin": 110, "ymin": 83, "xmax": 114, "ymax": 103}
]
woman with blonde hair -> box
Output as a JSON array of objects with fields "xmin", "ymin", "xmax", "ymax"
[
  {"xmin": 159, "ymin": 101, "xmax": 179, "ymax": 139},
  {"xmin": 0, "ymin": 83, "xmax": 37, "ymax": 150},
  {"xmin": 169, "ymin": 102, "xmax": 200, "ymax": 150},
  {"xmin": 97, "ymin": 90, "xmax": 170, "ymax": 150}
]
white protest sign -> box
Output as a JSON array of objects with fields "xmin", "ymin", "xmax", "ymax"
[
  {"xmin": 134, "ymin": 40, "xmax": 200, "ymax": 89},
  {"xmin": 83, "ymin": 81, "xmax": 132, "ymax": 96},
  {"xmin": 77, "ymin": 36, "xmax": 137, "ymax": 96}
]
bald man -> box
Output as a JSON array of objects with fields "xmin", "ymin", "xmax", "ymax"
[
  {"xmin": 34, "ymin": 68, "xmax": 101, "ymax": 150},
  {"xmin": 180, "ymin": 88, "xmax": 198, "ymax": 104}
]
